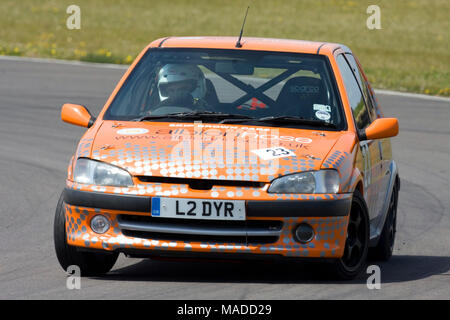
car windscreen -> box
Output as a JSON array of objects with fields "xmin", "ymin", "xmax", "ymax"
[{"xmin": 103, "ymin": 48, "xmax": 345, "ymax": 130}]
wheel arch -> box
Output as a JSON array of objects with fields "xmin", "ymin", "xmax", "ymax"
[
  {"xmin": 347, "ymin": 167, "xmax": 365, "ymax": 196},
  {"xmin": 369, "ymin": 160, "xmax": 399, "ymax": 247}
]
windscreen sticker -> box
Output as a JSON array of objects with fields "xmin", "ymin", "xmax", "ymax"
[
  {"xmin": 116, "ymin": 128, "xmax": 149, "ymax": 135},
  {"xmin": 315, "ymin": 110, "xmax": 331, "ymax": 121},
  {"xmin": 313, "ymin": 104, "xmax": 331, "ymax": 112},
  {"xmin": 251, "ymin": 147, "xmax": 296, "ymax": 161}
]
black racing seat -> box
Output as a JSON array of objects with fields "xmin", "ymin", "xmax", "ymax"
[{"xmin": 275, "ymin": 76, "xmax": 328, "ymax": 120}]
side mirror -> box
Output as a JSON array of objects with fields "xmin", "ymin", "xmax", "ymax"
[
  {"xmin": 61, "ymin": 103, "xmax": 95, "ymax": 128},
  {"xmin": 362, "ymin": 118, "xmax": 399, "ymax": 141}
]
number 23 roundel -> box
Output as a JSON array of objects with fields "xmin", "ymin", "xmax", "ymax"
[{"xmin": 251, "ymin": 147, "xmax": 295, "ymax": 161}]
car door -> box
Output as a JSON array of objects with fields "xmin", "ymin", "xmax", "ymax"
[
  {"xmin": 345, "ymin": 54, "xmax": 391, "ymax": 221},
  {"xmin": 335, "ymin": 53, "xmax": 379, "ymax": 223}
]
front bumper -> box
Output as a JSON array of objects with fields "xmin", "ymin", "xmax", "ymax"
[{"xmin": 64, "ymin": 188, "xmax": 351, "ymax": 259}]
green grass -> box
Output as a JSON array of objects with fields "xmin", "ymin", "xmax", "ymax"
[{"xmin": 0, "ymin": 0, "xmax": 448, "ymax": 96}]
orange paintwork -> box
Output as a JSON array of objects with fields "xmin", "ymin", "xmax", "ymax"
[
  {"xmin": 61, "ymin": 103, "xmax": 93, "ymax": 128},
  {"xmin": 365, "ymin": 118, "xmax": 399, "ymax": 140},
  {"xmin": 150, "ymin": 36, "xmax": 326, "ymax": 53},
  {"xmin": 62, "ymin": 36, "xmax": 399, "ymax": 259},
  {"xmin": 91, "ymin": 122, "xmax": 342, "ymax": 182}
]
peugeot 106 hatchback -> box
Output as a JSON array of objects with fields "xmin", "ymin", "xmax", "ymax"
[{"xmin": 54, "ymin": 37, "xmax": 399, "ymax": 280}]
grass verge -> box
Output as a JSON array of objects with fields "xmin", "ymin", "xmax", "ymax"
[{"xmin": 0, "ymin": 0, "xmax": 448, "ymax": 96}]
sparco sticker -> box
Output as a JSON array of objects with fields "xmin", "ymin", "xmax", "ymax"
[
  {"xmin": 315, "ymin": 110, "xmax": 331, "ymax": 121},
  {"xmin": 116, "ymin": 128, "xmax": 149, "ymax": 135}
]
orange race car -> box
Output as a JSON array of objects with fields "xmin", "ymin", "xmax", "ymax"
[{"xmin": 54, "ymin": 37, "xmax": 399, "ymax": 280}]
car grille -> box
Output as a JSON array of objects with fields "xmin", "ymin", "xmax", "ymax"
[
  {"xmin": 136, "ymin": 176, "xmax": 265, "ymax": 190},
  {"xmin": 117, "ymin": 215, "xmax": 283, "ymax": 245}
]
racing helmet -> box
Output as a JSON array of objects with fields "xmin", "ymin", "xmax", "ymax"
[{"xmin": 157, "ymin": 64, "xmax": 206, "ymax": 102}]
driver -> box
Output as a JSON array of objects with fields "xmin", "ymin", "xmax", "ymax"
[{"xmin": 156, "ymin": 63, "xmax": 207, "ymax": 108}]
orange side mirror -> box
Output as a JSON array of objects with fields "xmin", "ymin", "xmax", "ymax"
[
  {"xmin": 61, "ymin": 103, "xmax": 95, "ymax": 128},
  {"xmin": 363, "ymin": 118, "xmax": 399, "ymax": 140}
]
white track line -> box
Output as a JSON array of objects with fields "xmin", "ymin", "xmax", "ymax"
[
  {"xmin": 0, "ymin": 55, "xmax": 128, "ymax": 70},
  {"xmin": 1, "ymin": 55, "xmax": 449, "ymax": 102},
  {"xmin": 374, "ymin": 89, "xmax": 450, "ymax": 103}
]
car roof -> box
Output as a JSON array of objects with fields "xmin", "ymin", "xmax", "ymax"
[{"xmin": 148, "ymin": 36, "xmax": 343, "ymax": 55}]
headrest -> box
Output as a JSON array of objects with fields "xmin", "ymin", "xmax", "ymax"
[{"xmin": 278, "ymin": 77, "xmax": 324, "ymax": 100}]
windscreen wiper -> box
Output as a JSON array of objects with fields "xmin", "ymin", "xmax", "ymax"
[
  {"xmin": 220, "ymin": 115, "xmax": 337, "ymax": 128},
  {"xmin": 256, "ymin": 116, "xmax": 337, "ymax": 128},
  {"xmin": 135, "ymin": 111, "xmax": 255, "ymax": 122},
  {"xmin": 134, "ymin": 112, "xmax": 190, "ymax": 121}
]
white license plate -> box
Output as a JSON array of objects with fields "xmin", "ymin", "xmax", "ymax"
[{"xmin": 151, "ymin": 197, "xmax": 245, "ymax": 221}]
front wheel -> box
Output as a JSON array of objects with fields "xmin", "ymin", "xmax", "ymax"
[
  {"xmin": 53, "ymin": 191, "xmax": 118, "ymax": 276},
  {"xmin": 330, "ymin": 189, "xmax": 370, "ymax": 280}
]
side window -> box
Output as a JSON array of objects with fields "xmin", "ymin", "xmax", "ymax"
[
  {"xmin": 345, "ymin": 54, "xmax": 377, "ymax": 120},
  {"xmin": 336, "ymin": 54, "xmax": 371, "ymax": 130}
]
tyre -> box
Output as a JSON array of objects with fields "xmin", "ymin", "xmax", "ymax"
[
  {"xmin": 53, "ymin": 191, "xmax": 118, "ymax": 276},
  {"xmin": 329, "ymin": 189, "xmax": 370, "ymax": 280},
  {"xmin": 369, "ymin": 182, "xmax": 399, "ymax": 261}
]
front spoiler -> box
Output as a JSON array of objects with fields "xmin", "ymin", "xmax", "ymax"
[{"xmin": 64, "ymin": 187, "xmax": 352, "ymax": 218}]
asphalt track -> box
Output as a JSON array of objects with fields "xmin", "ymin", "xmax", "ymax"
[{"xmin": 0, "ymin": 57, "xmax": 449, "ymax": 300}]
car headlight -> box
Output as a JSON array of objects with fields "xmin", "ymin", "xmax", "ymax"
[
  {"xmin": 73, "ymin": 158, "xmax": 134, "ymax": 187},
  {"xmin": 268, "ymin": 170, "xmax": 340, "ymax": 194}
]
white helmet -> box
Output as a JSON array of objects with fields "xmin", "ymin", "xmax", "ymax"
[{"xmin": 157, "ymin": 64, "xmax": 206, "ymax": 102}]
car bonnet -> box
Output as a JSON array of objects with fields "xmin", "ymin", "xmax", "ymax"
[{"xmin": 89, "ymin": 121, "xmax": 344, "ymax": 183}]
